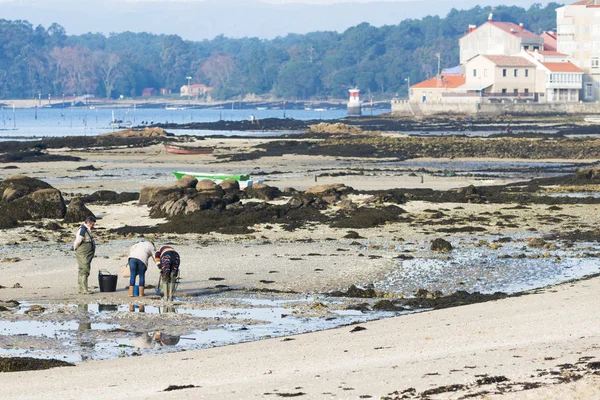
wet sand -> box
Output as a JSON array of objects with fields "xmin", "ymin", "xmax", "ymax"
[{"xmin": 2, "ymin": 142, "xmax": 600, "ymax": 398}]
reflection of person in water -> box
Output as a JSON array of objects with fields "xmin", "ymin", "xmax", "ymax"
[
  {"xmin": 130, "ymin": 332, "xmax": 180, "ymax": 348},
  {"xmin": 76, "ymin": 304, "xmax": 95, "ymax": 361},
  {"xmin": 153, "ymin": 332, "xmax": 180, "ymax": 346}
]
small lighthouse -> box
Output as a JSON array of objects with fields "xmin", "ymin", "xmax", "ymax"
[{"xmin": 347, "ymin": 88, "xmax": 361, "ymax": 116}]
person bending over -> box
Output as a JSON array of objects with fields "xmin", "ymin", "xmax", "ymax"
[
  {"xmin": 155, "ymin": 245, "xmax": 180, "ymax": 302},
  {"xmin": 128, "ymin": 240, "xmax": 156, "ymax": 297}
]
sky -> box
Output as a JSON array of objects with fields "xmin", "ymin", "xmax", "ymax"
[{"xmin": 0, "ymin": 0, "xmax": 561, "ymax": 40}]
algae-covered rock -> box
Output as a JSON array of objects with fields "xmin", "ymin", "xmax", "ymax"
[
  {"xmin": 175, "ymin": 175, "xmax": 198, "ymax": 189},
  {"xmin": 0, "ymin": 175, "xmax": 53, "ymax": 202},
  {"xmin": 63, "ymin": 197, "xmax": 95, "ymax": 223},
  {"xmin": 431, "ymin": 238, "xmax": 453, "ymax": 252},
  {"xmin": 245, "ymin": 183, "xmax": 281, "ymax": 200}
]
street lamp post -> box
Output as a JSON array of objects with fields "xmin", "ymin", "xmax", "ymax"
[{"xmin": 404, "ymin": 77, "xmax": 411, "ymax": 101}]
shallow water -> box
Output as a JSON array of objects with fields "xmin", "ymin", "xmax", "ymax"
[
  {"xmin": 0, "ymin": 296, "xmax": 399, "ymax": 362},
  {"xmin": 0, "ymin": 107, "xmax": 390, "ymax": 138},
  {"xmin": 375, "ymin": 239, "xmax": 600, "ymax": 296}
]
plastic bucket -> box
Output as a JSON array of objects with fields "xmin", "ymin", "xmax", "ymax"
[{"xmin": 98, "ymin": 270, "xmax": 118, "ymax": 292}]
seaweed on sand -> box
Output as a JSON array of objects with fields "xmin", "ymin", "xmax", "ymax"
[{"xmin": 0, "ymin": 357, "xmax": 74, "ymax": 372}]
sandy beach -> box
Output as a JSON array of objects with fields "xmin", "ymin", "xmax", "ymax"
[{"xmin": 2, "ymin": 137, "xmax": 600, "ymax": 399}]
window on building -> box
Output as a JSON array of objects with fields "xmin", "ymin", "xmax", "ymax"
[
  {"xmin": 585, "ymin": 83, "xmax": 594, "ymax": 99},
  {"xmin": 502, "ymin": 88, "xmax": 507, "ymax": 94},
  {"xmin": 524, "ymin": 88, "xmax": 529, "ymax": 94},
  {"xmin": 524, "ymin": 45, "xmax": 529, "ymax": 50},
  {"xmin": 484, "ymin": 69, "xmax": 488, "ymax": 77},
  {"xmin": 503, "ymin": 69, "xmax": 507, "ymax": 77},
  {"xmin": 473, "ymin": 69, "xmax": 477, "ymax": 77},
  {"xmin": 514, "ymin": 89, "xmax": 519, "ymax": 95},
  {"xmin": 533, "ymin": 46, "xmax": 540, "ymax": 51},
  {"xmin": 525, "ymin": 69, "xmax": 529, "ymax": 77},
  {"xmin": 592, "ymin": 57, "xmax": 600, "ymax": 69},
  {"xmin": 514, "ymin": 69, "xmax": 518, "ymax": 77}
]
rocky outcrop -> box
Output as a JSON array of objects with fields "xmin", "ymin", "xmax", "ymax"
[
  {"xmin": 80, "ymin": 190, "xmax": 138, "ymax": 204},
  {"xmin": 139, "ymin": 186, "xmax": 182, "ymax": 206},
  {"xmin": 63, "ymin": 197, "xmax": 95, "ymax": 223},
  {"xmin": 244, "ymin": 183, "xmax": 281, "ymax": 200},
  {"xmin": 195, "ymin": 180, "xmax": 224, "ymax": 197},
  {"xmin": 0, "ymin": 175, "xmax": 53, "ymax": 202},
  {"xmin": 0, "ymin": 176, "xmax": 67, "ymax": 227},
  {"xmin": 175, "ymin": 175, "xmax": 198, "ymax": 189}
]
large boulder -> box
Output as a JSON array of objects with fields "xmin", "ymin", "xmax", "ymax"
[
  {"xmin": 175, "ymin": 175, "xmax": 198, "ymax": 189},
  {"xmin": 0, "ymin": 175, "xmax": 53, "ymax": 203},
  {"xmin": 63, "ymin": 197, "xmax": 95, "ymax": 223},
  {"xmin": 139, "ymin": 186, "xmax": 182, "ymax": 206},
  {"xmin": 195, "ymin": 179, "xmax": 224, "ymax": 198},
  {"xmin": 305, "ymin": 183, "xmax": 352, "ymax": 196},
  {"xmin": 245, "ymin": 183, "xmax": 281, "ymax": 200},
  {"xmin": 219, "ymin": 179, "xmax": 240, "ymax": 193},
  {"xmin": 2, "ymin": 188, "xmax": 67, "ymax": 222}
]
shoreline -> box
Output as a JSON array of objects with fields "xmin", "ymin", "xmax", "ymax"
[{"xmin": 2, "ymin": 133, "xmax": 600, "ymax": 398}]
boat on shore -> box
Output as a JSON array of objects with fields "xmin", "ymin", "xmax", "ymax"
[
  {"xmin": 584, "ymin": 116, "xmax": 600, "ymax": 124},
  {"xmin": 172, "ymin": 171, "xmax": 261, "ymax": 189},
  {"xmin": 164, "ymin": 143, "xmax": 215, "ymax": 155}
]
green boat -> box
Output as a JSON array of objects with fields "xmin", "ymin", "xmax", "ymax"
[{"xmin": 172, "ymin": 171, "xmax": 250, "ymax": 181}]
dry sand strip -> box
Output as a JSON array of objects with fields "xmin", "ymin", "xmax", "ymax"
[{"xmin": 2, "ymin": 276, "xmax": 600, "ymax": 399}]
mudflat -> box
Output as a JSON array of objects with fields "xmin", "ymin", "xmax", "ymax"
[{"xmin": 1, "ymin": 130, "xmax": 600, "ymax": 399}]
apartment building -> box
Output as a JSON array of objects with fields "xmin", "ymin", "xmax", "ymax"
[{"xmin": 556, "ymin": 0, "xmax": 600, "ymax": 101}]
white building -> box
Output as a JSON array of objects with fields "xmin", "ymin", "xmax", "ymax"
[
  {"xmin": 556, "ymin": 0, "xmax": 600, "ymax": 101},
  {"xmin": 459, "ymin": 15, "xmax": 544, "ymax": 65}
]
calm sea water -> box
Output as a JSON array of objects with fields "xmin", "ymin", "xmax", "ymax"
[{"xmin": 0, "ymin": 106, "xmax": 390, "ymax": 139}]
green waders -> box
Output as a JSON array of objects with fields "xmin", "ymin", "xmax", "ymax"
[
  {"xmin": 161, "ymin": 271, "xmax": 178, "ymax": 302},
  {"xmin": 76, "ymin": 242, "xmax": 95, "ymax": 294}
]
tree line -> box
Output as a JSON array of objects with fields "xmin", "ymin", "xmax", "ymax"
[{"xmin": 0, "ymin": 3, "xmax": 559, "ymax": 101}]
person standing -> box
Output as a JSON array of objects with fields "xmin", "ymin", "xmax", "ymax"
[
  {"xmin": 155, "ymin": 245, "xmax": 180, "ymax": 302},
  {"xmin": 73, "ymin": 216, "xmax": 96, "ymax": 294},
  {"xmin": 128, "ymin": 240, "xmax": 156, "ymax": 297}
]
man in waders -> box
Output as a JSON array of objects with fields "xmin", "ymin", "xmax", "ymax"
[
  {"xmin": 73, "ymin": 216, "xmax": 96, "ymax": 294},
  {"xmin": 155, "ymin": 245, "xmax": 180, "ymax": 302}
]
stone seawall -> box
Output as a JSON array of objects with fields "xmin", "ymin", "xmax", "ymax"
[{"xmin": 391, "ymin": 100, "xmax": 600, "ymax": 117}]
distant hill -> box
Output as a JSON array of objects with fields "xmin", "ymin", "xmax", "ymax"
[
  {"xmin": 0, "ymin": 2, "xmax": 561, "ymax": 100},
  {"xmin": 0, "ymin": 0, "xmax": 560, "ymax": 39}
]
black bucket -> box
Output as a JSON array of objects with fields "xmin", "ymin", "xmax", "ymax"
[{"xmin": 98, "ymin": 269, "xmax": 118, "ymax": 292}]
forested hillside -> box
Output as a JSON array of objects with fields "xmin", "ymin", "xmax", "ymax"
[{"xmin": 0, "ymin": 3, "xmax": 560, "ymax": 101}]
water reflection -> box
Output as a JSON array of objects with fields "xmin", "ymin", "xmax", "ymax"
[{"xmin": 130, "ymin": 332, "xmax": 181, "ymax": 348}]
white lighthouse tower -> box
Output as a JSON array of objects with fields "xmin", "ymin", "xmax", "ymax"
[{"xmin": 347, "ymin": 88, "xmax": 361, "ymax": 116}]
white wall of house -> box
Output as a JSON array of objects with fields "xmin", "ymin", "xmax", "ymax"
[
  {"xmin": 464, "ymin": 56, "xmax": 537, "ymax": 99},
  {"xmin": 557, "ymin": 3, "xmax": 600, "ymax": 101},
  {"xmin": 460, "ymin": 24, "xmax": 519, "ymax": 64},
  {"xmin": 464, "ymin": 56, "xmax": 496, "ymax": 89},
  {"xmin": 459, "ymin": 23, "xmax": 542, "ymax": 65},
  {"xmin": 491, "ymin": 65, "xmax": 537, "ymax": 95}
]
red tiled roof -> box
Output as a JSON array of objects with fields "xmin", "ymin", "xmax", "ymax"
[
  {"xmin": 488, "ymin": 21, "xmax": 541, "ymax": 39},
  {"xmin": 540, "ymin": 32, "xmax": 557, "ymax": 51},
  {"xmin": 570, "ymin": 0, "xmax": 600, "ymax": 5},
  {"xmin": 542, "ymin": 62, "xmax": 583, "ymax": 72},
  {"xmin": 411, "ymin": 75, "xmax": 466, "ymax": 89},
  {"xmin": 571, "ymin": 0, "xmax": 600, "ymax": 5},
  {"xmin": 481, "ymin": 55, "xmax": 536, "ymax": 67},
  {"xmin": 539, "ymin": 50, "xmax": 565, "ymax": 56},
  {"xmin": 526, "ymin": 50, "xmax": 567, "ymax": 56}
]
